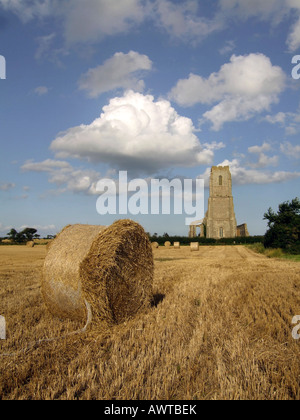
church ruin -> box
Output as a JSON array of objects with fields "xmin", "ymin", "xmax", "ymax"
[{"xmin": 189, "ymin": 166, "xmax": 249, "ymax": 239}]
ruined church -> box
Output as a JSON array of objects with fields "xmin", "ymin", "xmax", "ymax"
[{"xmin": 189, "ymin": 166, "xmax": 249, "ymax": 239}]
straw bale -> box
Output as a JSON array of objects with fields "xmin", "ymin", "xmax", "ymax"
[
  {"xmin": 46, "ymin": 240, "xmax": 53, "ymax": 252},
  {"xmin": 190, "ymin": 242, "xmax": 199, "ymax": 251},
  {"xmin": 42, "ymin": 220, "xmax": 154, "ymax": 325},
  {"xmin": 26, "ymin": 241, "xmax": 35, "ymax": 248},
  {"xmin": 164, "ymin": 241, "xmax": 171, "ymax": 248},
  {"xmin": 173, "ymin": 242, "xmax": 180, "ymax": 249},
  {"xmin": 152, "ymin": 242, "xmax": 159, "ymax": 249}
]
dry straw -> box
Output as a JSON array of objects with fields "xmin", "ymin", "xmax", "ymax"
[
  {"xmin": 164, "ymin": 241, "xmax": 171, "ymax": 248},
  {"xmin": 152, "ymin": 242, "xmax": 159, "ymax": 249},
  {"xmin": 173, "ymin": 242, "xmax": 180, "ymax": 249},
  {"xmin": 26, "ymin": 241, "xmax": 35, "ymax": 248},
  {"xmin": 42, "ymin": 220, "xmax": 154, "ymax": 326},
  {"xmin": 190, "ymin": 242, "xmax": 199, "ymax": 252},
  {"xmin": 46, "ymin": 240, "xmax": 53, "ymax": 252}
]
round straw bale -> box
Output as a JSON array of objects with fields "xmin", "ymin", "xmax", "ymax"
[
  {"xmin": 42, "ymin": 220, "xmax": 154, "ymax": 325},
  {"xmin": 164, "ymin": 241, "xmax": 171, "ymax": 248},
  {"xmin": 152, "ymin": 242, "xmax": 159, "ymax": 249},
  {"xmin": 26, "ymin": 241, "xmax": 35, "ymax": 248},
  {"xmin": 46, "ymin": 240, "xmax": 53, "ymax": 252},
  {"xmin": 190, "ymin": 242, "xmax": 199, "ymax": 251},
  {"xmin": 173, "ymin": 242, "xmax": 180, "ymax": 249}
]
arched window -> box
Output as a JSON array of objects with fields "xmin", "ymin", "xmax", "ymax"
[{"xmin": 219, "ymin": 175, "xmax": 223, "ymax": 186}]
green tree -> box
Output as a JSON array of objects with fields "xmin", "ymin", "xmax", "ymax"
[
  {"xmin": 263, "ymin": 198, "xmax": 300, "ymax": 254},
  {"xmin": 7, "ymin": 228, "xmax": 18, "ymax": 242},
  {"xmin": 21, "ymin": 228, "xmax": 40, "ymax": 242},
  {"xmin": 6, "ymin": 228, "xmax": 40, "ymax": 244}
]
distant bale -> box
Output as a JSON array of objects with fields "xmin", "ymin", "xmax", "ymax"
[
  {"xmin": 42, "ymin": 220, "xmax": 154, "ymax": 326},
  {"xmin": 152, "ymin": 242, "xmax": 159, "ymax": 249},
  {"xmin": 173, "ymin": 242, "xmax": 180, "ymax": 249},
  {"xmin": 26, "ymin": 241, "xmax": 35, "ymax": 248},
  {"xmin": 164, "ymin": 241, "xmax": 171, "ymax": 248},
  {"xmin": 190, "ymin": 242, "xmax": 199, "ymax": 252}
]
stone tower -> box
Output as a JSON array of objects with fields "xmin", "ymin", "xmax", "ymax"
[{"xmin": 204, "ymin": 166, "xmax": 237, "ymax": 239}]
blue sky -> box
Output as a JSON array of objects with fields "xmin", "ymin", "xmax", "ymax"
[{"xmin": 0, "ymin": 0, "xmax": 300, "ymax": 237}]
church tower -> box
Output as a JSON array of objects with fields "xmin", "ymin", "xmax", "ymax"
[{"xmin": 204, "ymin": 166, "xmax": 237, "ymax": 239}]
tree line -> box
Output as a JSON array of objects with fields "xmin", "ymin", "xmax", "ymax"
[
  {"xmin": 1, "ymin": 228, "xmax": 55, "ymax": 244},
  {"xmin": 1, "ymin": 198, "xmax": 299, "ymax": 253},
  {"xmin": 150, "ymin": 197, "xmax": 300, "ymax": 255}
]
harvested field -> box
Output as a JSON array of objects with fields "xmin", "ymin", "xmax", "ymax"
[{"xmin": 0, "ymin": 245, "xmax": 299, "ymax": 400}]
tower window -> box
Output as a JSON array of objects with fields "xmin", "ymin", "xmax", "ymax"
[{"xmin": 219, "ymin": 175, "xmax": 223, "ymax": 186}]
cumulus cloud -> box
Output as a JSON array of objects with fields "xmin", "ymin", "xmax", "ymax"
[
  {"xmin": 50, "ymin": 91, "xmax": 221, "ymax": 174},
  {"xmin": 170, "ymin": 53, "xmax": 286, "ymax": 130},
  {"xmin": 79, "ymin": 51, "xmax": 153, "ymax": 98},
  {"xmin": 199, "ymin": 158, "xmax": 300, "ymax": 186}
]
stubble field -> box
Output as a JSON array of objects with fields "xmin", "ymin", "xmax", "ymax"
[{"xmin": 0, "ymin": 244, "xmax": 299, "ymax": 400}]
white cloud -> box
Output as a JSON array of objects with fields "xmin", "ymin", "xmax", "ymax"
[
  {"xmin": 264, "ymin": 112, "xmax": 286, "ymax": 125},
  {"xmin": 264, "ymin": 109, "xmax": 300, "ymax": 136},
  {"xmin": 280, "ymin": 141, "xmax": 300, "ymax": 159},
  {"xmin": 154, "ymin": 0, "xmax": 223, "ymax": 42},
  {"xmin": 50, "ymin": 90, "xmax": 220, "ymax": 174},
  {"xmin": 1, "ymin": 0, "xmax": 300, "ymax": 51},
  {"xmin": 78, "ymin": 51, "xmax": 153, "ymax": 98},
  {"xmin": 34, "ymin": 86, "xmax": 49, "ymax": 96},
  {"xmin": 248, "ymin": 142, "xmax": 272, "ymax": 154},
  {"xmin": 248, "ymin": 154, "xmax": 279, "ymax": 169},
  {"xmin": 19, "ymin": 224, "xmax": 56, "ymax": 232},
  {"xmin": 247, "ymin": 142, "xmax": 279, "ymax": 168},
  {"xmin": 0, "ymin": 0, "xmax": 51, "ymax": 23},
  {"xmin": 219, "ymin": 40, "xmax": 236, "ymax": 55},
  {"xmin": 61, "ymin": 0, "xmax": 146, "ymax": 46},
  {"xmin": 0, "ymin": 182, "xmax": 16, "ymax": 191},
  {"xmin": 22, "ymin": 159, "xmax": 72, "ymax": 172},
  {"xmin": 35, "ymin": 32, "xmax": 69, "ymax": 66},
  {"xmin": 170, "ymin": 53, "xmax": 286, "ymax": 130},
  {"xmin": 219, "ymin": 0, "xmax": 287, "ymax": 22},
  {"xmin": 218, "ymin": 0, "xmax": 300, "ymax": 52},
  {"xmin": 287, "ymin": 15, "xmax": 300, "ymax": 51},
  {"xmin": 21, "ymin": 159, "xmax": 100, "ymax": 195},
  {"xmin": 199, "ymin": 158, "xmax": 300, "ymax": 186}
]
